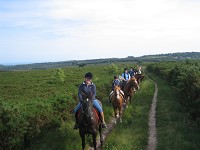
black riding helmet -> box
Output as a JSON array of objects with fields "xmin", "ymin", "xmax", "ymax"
[
  {"xmin": 114, "ymin": 76, "xmax": 118, "ymax": 79},
  {"xmin": 85, "ymin": 72, "xmax": 93, "ymax": 79}
]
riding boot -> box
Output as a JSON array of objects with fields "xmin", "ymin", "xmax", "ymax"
[
  {"xmin": 108, "ymin": 91, "xmax": 114, "ymax": 103},
  {"xmin": 100, "ymin": 112, "xmax": 107, "ymax": 128}
]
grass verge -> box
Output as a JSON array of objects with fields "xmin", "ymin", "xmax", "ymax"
[{"xmin": 147, "ymin": 72, "xmax": 200, "ymax": 150}]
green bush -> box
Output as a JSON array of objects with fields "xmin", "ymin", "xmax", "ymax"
[{"xmin": 147, "ymin": 60, "xmax": 200, "ymax": 121}]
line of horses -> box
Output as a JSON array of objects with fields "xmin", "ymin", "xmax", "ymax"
[{"xmin": 76, "ymin": 74, "xmax": 144, "ymax": 150}]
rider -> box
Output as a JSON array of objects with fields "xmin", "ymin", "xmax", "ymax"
[
  {"xmin": 137, "ymin": 66, "xmax": 142, "ymax": 75},
  {"xmin": 108, "ymin": 76, "xmax": 124, "ymax": 103},
  {"xmin": 121, "ymin": 67, "xmax": 131, "ymax": 90},
  {"xmin": 129, "ymin": 67, "xmax": 136, "ymax": 78},
  {"xmin": 73, "ymin": 72, "xmax": 107, "ymax": 129}
]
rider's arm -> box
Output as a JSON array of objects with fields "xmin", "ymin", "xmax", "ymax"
[
  {"xmin": 121, "ymin": 73, "xmax": 125, "ymax": 80},
  {"xmin": 78, "ymin": 84, "xmax": 83, "ymax": 102},
  {"xmin": 92, "ymin": 84, "xmax": 96, "ymax": 99}
]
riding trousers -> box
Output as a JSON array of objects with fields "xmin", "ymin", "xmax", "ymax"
[{"xmin": 74, "ymin": 99, "xmax": 103, "ymax": 113}]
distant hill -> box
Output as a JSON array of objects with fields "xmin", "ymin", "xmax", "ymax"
[{"xmin": 0, "ymin": 52, "xmax": 199, "ymax": 71}]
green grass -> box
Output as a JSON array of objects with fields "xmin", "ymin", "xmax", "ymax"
[
  {"xmin": 3, "ymin": 62, "xmax": 199, "ymax": 150},
  {"xmin": 147, "ymin": 72, "xmax": 200, "ymax": 150},
  {"xmin": 103, "ymin": 76, "xmax": 155, "ymax": 150}
]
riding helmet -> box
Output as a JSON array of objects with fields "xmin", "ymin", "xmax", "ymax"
[
  {"xmin": 114, "ymin": 76, "xmax": 118, "ymax": 79},
  {"xmin": 85, "ymin": 72, "xmax": 93, "ymax": 79}
]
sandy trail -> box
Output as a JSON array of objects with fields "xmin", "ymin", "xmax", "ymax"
[{"xmin": 147, "ymin": 80, "xmax": 158, "ymax": 150}]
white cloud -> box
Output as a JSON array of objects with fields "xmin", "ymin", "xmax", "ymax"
[{"xmin": 0, "ymin": 0, "xmax": 200, "ymax": 64}]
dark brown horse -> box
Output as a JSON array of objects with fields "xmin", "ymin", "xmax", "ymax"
[
  {"xmin": 77, "ymin": 94, "xmax": 103, "ymax": 150},
  {"xmin": 134, "ymin": 74, "xmax": 144, "ymax": 85},
  {"xmin": 111, "ymin": 86, "xmax": 123, "ymax": 123},
  {"xmin": 123, "ymin": 77, "xmax": 139, "ymax": 107}
]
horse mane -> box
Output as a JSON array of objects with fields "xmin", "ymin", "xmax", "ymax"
[{"xmin": 82, "ymin": 92, "xmax": 93, "ymax": 102}]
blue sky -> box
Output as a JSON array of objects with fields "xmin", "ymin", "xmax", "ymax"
[{"xmin": 0, "ymin": 0, "xmax": 200, "ymax": 65}]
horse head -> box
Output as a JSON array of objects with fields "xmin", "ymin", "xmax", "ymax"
[
  {"xmin": 114, "ymin": 86, "xmax": 121, "ymax": 100},
  {"xmin": 81, "ymin": 92, "xmax": 93, "ymax": 119},
  {"xmin": 129, "ymin": 77, "xmax": 140, "ymax": 90}
]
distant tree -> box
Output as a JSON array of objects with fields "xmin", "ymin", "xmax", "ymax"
[{"xmin": 79, "ymin": 64, "xmax": 86, "ymax": 67}]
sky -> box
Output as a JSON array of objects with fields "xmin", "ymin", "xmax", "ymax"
[{"xmin": 0, "ymin": 0, "xmax": 200, "ymax": 65}]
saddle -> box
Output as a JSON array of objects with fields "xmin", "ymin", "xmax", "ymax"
[{"xmin": 76, "ymin": 107, "xmax": 101, "ymax": 122}]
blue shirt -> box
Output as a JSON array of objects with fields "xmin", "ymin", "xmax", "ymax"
[
  {"xmin": 112, "ymin": 79, "xmax": 121, "ymax": 91},
  {"xmin": 121, "ymin": 72, "xmax": 130, "ymax": 81},
  {"xmin": 129, "ymin": 70, "xmax": 135, "ymax": 77}
]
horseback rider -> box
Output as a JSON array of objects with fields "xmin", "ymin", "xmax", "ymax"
[
  {"xmin": 108, "ymin": 76, "xmax": 124, "ymax": 103},
  {"xmin": 121, "ymin": 67, "xmax": 131, "ymax": 90},
  {"xmin": 137, "ymin": 66, "xmax": 142, "ymax": 75},
  {"xmin": 73, "ymin": 72, "xmax": 107, "ymax": 129},
  {"xmin": 129, "ymin": 67, "xmax": 136, "ymax": 78}
]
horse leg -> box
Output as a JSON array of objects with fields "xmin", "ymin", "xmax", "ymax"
[
  {"xmin": 92, "ymin": 133, "xmax": 97, "ymax": 150},
  {"xmin": 113, "ymin": 107, "xmax": 117, "ymax": 124},
  {"xmin": 126, "ymin": 96, "xmax": 129, "ymax": 108},
  {"xmin": 119, "ymin": 106, "xmax": 122, "ymax": 123},
  {"xmin": 80, "ymin": 132, "xmax": 85, "ymax": 150},
  {"xmin": 99, "ymin": 124, "xmax": 103, "ymax": 147}
]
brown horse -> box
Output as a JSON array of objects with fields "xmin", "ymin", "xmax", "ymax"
[
  {"xmin": 134, "ymin": 74, "xmax": 144, "ymax": 85},
  {"xmin": 77, "ymin": 94, "xmax": 103, "ymax": 150},
  {"xmin": 111, "ymin": 86, "xmax": 123, "ymax": 123},
  {"xmin": 123, "ymin": 77, "xmax": 139, "ymax": 107}
]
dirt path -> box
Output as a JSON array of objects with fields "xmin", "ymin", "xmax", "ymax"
[{"xmin": 147, "ymin": 80, "xmax": 158, "ymax": 150}]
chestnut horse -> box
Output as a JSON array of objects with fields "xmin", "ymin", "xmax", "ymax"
[
  {"xmin": 123, "ymin": 77, "xmax": 139, "ymax": 107},
  {"xmin": 77, "ymin": 94, "xmax": 103, "ymax": 150},
  {"xmin": 111, "ymin": 86, "xmax": 123, "ymax": 123}
]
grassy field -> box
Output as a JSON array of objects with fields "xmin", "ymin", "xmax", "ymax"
[{"xmin": 1, "ymin": 62, "xmax": 199, "ymax": 150}]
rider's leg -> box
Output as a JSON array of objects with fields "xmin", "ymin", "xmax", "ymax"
[
  {"xmin": 73, "ymin": 102, "xmax": 81, "ymax": 129},
  {"xmin": 93, "ymin": 99, "xmax": 107, "ymax": 128},
  {"xmin": 108, "ymin": 91, "xmax": 114, "ymax": 103},
  {"xmin": 120, "ymin": 90, "xmax": 126, "ymax": 102},
  {"xmin": 120, "ymin": 90, "xmax": 124, "ymax": 96}
]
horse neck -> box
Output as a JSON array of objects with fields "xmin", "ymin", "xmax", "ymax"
[
  {"xmin": 127, "ymin": 80, "xmax": 137, "ymax": 89},
  {"xmin": 82, "ymin": 99, "xmax": 93, "ymax": 118},
  {"xmin": 114, "ymin": 88, "xmax": 123, "ymax": 101},
  {"xmin": 114, "ymin": 88, "xmax": 120, "ymax": 95}
]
